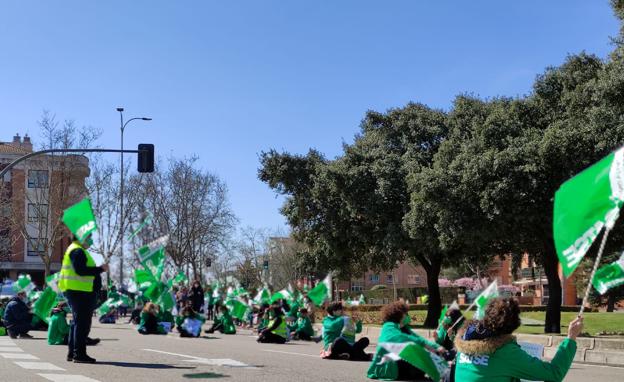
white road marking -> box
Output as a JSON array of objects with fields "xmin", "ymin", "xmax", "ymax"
[
  {"xmin": 0, "ymin": 353, "xmax": 39, "ymax": 359},
  {"xmin": 13, "ymin": 361, "xmax": 65, "ymax": 371},
  {"xmin": 0, "ymin": 346, "xmax": 23, "ymax": 352},
  {"xmin": 0, "ymin": 341, "xmax": 17, "ymax": 346},
  {"xmin": 39, "ymin": 374, "xmax": 102, "ymax": 382},
  {"xmin": 261, "ymin": 349, "xmax": 319, "ymax": 358},
  {"xmin": 142, "ymin": 348, "xmax": 257, "ymax": 368}
]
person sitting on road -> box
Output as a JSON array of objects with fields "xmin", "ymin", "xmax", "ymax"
[
  {"xmin": 256, "ymin": 304, "xmax": 270, "ymax": 334},
  {"xmin": 205, "ymin": 304, "xmax": 236, "ymax": 334},
  {"xmin": 3, "ymin": 290, "xmax": 33, "ymax": 339},
  {"xmin": 99, "ymin": 307, "xmax": 117, "ymax": 324},
  {"xmin": 48, "ymin": 302, "xmax": 71, "ymax": 345},
  {"xmin": 433, "ymin": 306, "xmax": 465, "ymax": 380},
  {"xmin": 292, "ymin": 308, "xmax": 314, "ymax": 341},
  {"xmin": 320, "ymin": 301, "xmax": 369, "ymax": 360},
  {"xmin": 138, "ymin": 303, "xmax": 167, "ymax": 335},
  {"xmin": 157, "ymin": 306, "xmax": 175, "ymax": 333},
  {"xmin": 368, "ymin": 301, "xmax": 446, "ymax": 380},
  {"xmin": 257, "ymin": 304, "xmax": 288, "ymax": 344},
  {"xmin": 176, "ymin": 304, "xmax": 205, "ymax": 337},
  {"xmin": 454, "ymin": 297, "xmax": 582, "ymax": 382}
]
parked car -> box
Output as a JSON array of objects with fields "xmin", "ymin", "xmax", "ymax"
[{"xmin": 0, "ymin": 280, "xmax": 16, "ymax": 300}]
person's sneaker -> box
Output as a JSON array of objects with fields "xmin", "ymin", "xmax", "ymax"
[
  {"xmin": 73, "ymin": 355, "xmax": 96, "ymax": 364},
  {"xmin": 18, "ymin": 333, "xmax": 33, "ymax": 339},
  {"xmin": 313, "ymin": 336, "xmax": 322, "ymax": 343},
  {"xmin": 66, "ymin": 353, "xmax": 74, "ymax": 362},
  {"xmin": 8, "ymin": 332, "xmax": 17, "ymax": 339},
  {"xmin": 86, "ymin": 337, "xmax": 100, "ymax": 346},
  {"xmin": 338, "ymin": 353, "xmax": 350, "ymax": 360}
]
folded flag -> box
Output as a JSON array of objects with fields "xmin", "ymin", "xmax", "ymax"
[
  {"xmin": 379, "ymin": 342, "xmax": 448, "ymax": 382},
  {"xmin": 307, "ymin": 273, "xmax": 332, "ymax": 307},
  {"xmin": 474, "ymin": 280, "xmax": 498, "ymax": 319},
  {"xmin": 554, "ymin": 148, "xmax": 624, "ymax": 277},
  {"xmin": 592, "ymin": 252, "xmax": 624, "ymax": 294},
  {"xmin": 61, "ymin": 198, "xmax": 97, "ymax": 242}
]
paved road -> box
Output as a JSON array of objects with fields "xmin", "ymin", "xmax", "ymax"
[{"xmin": 0, "ymin": 322, "xmax": 622, "ymax": 382}]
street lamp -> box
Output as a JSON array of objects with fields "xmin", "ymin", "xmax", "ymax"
[{"xmin": 117, "ymin": 107, "xmax": 151, "ymax": 287}]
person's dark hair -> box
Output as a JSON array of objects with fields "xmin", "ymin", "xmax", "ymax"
[
  {"xmin": 299, "ymin": 308, "xmax": 308, "ymax": 314},
  {"xmin": 381, "ymin": 301, "xmax": 409, "ymax": 323},
  {"xmin": 181, "ymin": 306, "xmax": 196, "ymax": 316},
  {"xmin": 326, "ymin": 302, "xmax": 343, "ymax": 316},
  {"xmin": 447, "ymin": 308, "xmax": 464, "ymax": 326},
  {"xmin": 483, "ymin": 298, "xmax": 521, "ymax": 335}
]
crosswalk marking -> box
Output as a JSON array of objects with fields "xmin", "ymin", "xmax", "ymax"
[
  {"xmin": 13, "ymin": 361, "xmax": 65, "ymax": 371},
  {"xmin": 39, "ymin": 374, "xmax": 102, "ymax": 382},
  {"xmin": 0, "ymin": 346, "xmax": 24, "ymax": 352},
  {"xmin": 143, "ymin": 348, "xmax": 257, "ymax": 369},
  {"xmin": 0, "ymin": 353, "xmax": 39, "ymax": 359},
  {"xmin": 261, "ymin": 349, "xmax": 319, "ymax": 358}
]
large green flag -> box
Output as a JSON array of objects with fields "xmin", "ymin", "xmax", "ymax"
[
  {"xmin": 474, "ymin": 280, "xmax": 498, "ymax": 319},
  {"xmin": 270, "ymin": 288, "xmax": 293, "ymax": 304},
  {"xmin": 379, "ymin": 342, "xmax": 449, "ymax": 382},
  {"xmin": 554, "ymin": 148, "xmax": 624, "ymax": 277},
  {"xmin": 226, "ymin": 299, "xmax": 248, "ymax": 321},
  {"xmin": 135, "ymin": 269, "xmax": 156, "ymax": 290},
  {"xmin": 171, "ymin": 270, "xmax": 188, "ymax": 286},
  {"xmin": 307, "ymin": 273, "xmax": 332, "ymax": 306},
  {"xmin": 62, "ymin": 198, "xmax": 97, "ymax": 242},
  {"xmin": 32, "ymin": 287, "xmax": 58, "ymax": 324},
  {"xmin": 592, "ymin": 252, "xmax": 624, "ymax": 294},
  {"xmin": 253, "ymin": 287, "xmax": 271, "ymax": 304}
]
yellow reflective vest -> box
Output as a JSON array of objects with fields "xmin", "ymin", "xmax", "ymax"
[
  {"xmin": 58, "ymin": 241, "xmax": 96, "ymax": 292},
  {"xmin": 269, "ymin": 317, "xmax": 288, "ymax": 339}
]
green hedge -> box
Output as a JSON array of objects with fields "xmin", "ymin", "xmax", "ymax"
[{"xmin": 340, "ymin": 304, "xmax": 595, "ymax": 313}]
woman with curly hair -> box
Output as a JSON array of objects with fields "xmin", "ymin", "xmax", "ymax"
[
  {"xmin": 367, "ymin": 301, "xmax": 446, "ymax": 380},
  {"xmin": 454, "ymin": 297, "xmax": 582, "ymax": 382}
]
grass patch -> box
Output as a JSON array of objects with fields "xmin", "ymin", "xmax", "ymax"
[{"xmin": 518, "ymin": 311, "xmax": 624, "ymax": 336}]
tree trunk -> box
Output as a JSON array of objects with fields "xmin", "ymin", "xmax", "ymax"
[
  {"xmin": 44, "ymin": 259, "xmax": 51, "ymax": 279},
  {"xmin": 607, "ymin": 292, "xmax": 616, "ymax": 312},
  {"xmin": 423, "ymin": 257, "xmax": 442, "ymax": 328},
  {"xmin": 543, "ymin": 249, "xmax": 562, "ymax": 333}
]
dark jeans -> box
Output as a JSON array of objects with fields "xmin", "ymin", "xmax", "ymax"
[
  {"xmin": 7, "ymin": 322, "xmax": 32, "ymax": 336},
  {"xmin": 257, "ymin": 331, "xmax": 286, "ymax": 344},
  {"xmin": 66, "ymin": 290, "xmax": 95, "ymax": 357},
  {"xmin": 206, "ymin": 305, "xmax": 214, "ymax": 321},
  {"xmin": 295, "ymin": 330, "xmax": 312, "ymax": 341},
  {"xmin": 330, "ymin": 337, "xmax": 370, "ymax": 361}
]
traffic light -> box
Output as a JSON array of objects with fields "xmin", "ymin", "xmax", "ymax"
[
  {"xmin": 263, "ymin": 260, "xmax": 269, "ymax": 270},
  {"xmin": 137, "ymin": 144, "xmax": 154, "ymax": 173}
]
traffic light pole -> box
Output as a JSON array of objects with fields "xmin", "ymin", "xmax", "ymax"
[{"xmin": 0, "ymin": 148, "xmax": 147, "ymax": 180}]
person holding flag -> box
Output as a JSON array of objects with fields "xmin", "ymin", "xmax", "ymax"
[
  {"xmin": 59, "ymin": 198, "xmax": 108, "ymax": 364},
  {"xmin": 454, "ymin": 298, "xmax": 582, "ymax": 382},
  {"xmin": 257, "ymin": 303, "xmax": 288, "ymax": 344},
  {"xmin": 368, "ymin": 301, "xmax": 446, "ymax": 380},
  {"xmin": 320, "ymin": 302, "xmax": 370, "ymax": 360}
]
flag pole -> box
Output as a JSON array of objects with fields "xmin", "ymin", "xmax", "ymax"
[
  {"xmin": 448, "ymin": 300, "xmax": 477, "ymax": 332},
  {"xmin": 578, "ymin": 227, "xmax": 611, "ymax": 317}
]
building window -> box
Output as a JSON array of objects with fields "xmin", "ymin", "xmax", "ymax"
[
  {"xmin": 369, "ymin": 274, "xmax": 380, "ymax": 284},
  {"xmin": 407, "ymin": 274, "xmax": 421, "ymax": 285},
  {"xmin": 386, "ymin": 274, "xmax": 393, "ymax": 284},
  {"xmin": 27, "ymin": 238, "xmax": 46, "ymax": 256},
  {"xmin": 28, "ymin": 203, "xmax": 48, "ymax": 223},
  {"xmin": 351, "ymin": 280, "xmax": 363, "ymax": 292},
  {"xmin": 28, "ymin": 170, "xmax": 49, "ymax": 188}
]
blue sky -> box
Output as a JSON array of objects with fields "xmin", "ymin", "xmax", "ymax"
[{"xmin": 0, "ymin": 1, "xmax": 620, "ymax": 232}]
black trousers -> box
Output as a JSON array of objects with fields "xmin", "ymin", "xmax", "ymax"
[
  {"xmin": 65, "ymin": 290, "xmax": 95, "ymax": 357},
  {"xmin": 6, "ymin": 322, "xmax": 32, "ymax": 336},
  {"xmin": 330, "ymin": 337, "xmax": 370, "ymax": 360},
  {"xmin": 295, "ymin": 330, "xmax": 312, "ymax": 341},
  {"xmin": 257, "ymin": 331, "xmax": 286, "ymax": 344},
  {"xmin": 397, "ymin": 360, "xmax": 426, "ymax": 380}
]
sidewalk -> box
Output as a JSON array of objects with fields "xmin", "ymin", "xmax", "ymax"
[{"xmin": 313, "ymin": 324, "xmax": 624, "ymax": 367}]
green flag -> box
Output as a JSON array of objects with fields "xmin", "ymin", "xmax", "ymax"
[
  {"xmin": 33, "ymin": 287, "xmax": 58, "ymax": 324},
  {"xmin": 61, "ymin": 198, "xmax": 97, "ymax": 242},
  {"xmin": 127, "ymin": 213, "xmax": 152, "ymax": 240},
  {"xmin": 474, "ymin": 280, "xmax": 498, "ymax": 319},
  {"xmin": 254, "ymin": 287, "xmax": 271, "ymax": 304},
  {"xmin": 226, "ymin": 299, "xmax": 248, "ymax": 321},
  {"xmin": 172, "ymin": 270, "xmax": 188, "ymax": 286},
  {"xmin": 156, "ymin": 288, "xmax": 175, "ymax": 312},
  {"xmin": 592, "ymin": 252, "xmax": 624, "ymax": 294},
  {"xmin": 554, "ymin": 148, "xmax": 624, "ymax": 277},
  {"xmin": 307, "ymin": 273, "xmax": 332, "ymax": 306},
  {"xmin": 270, "ymin": 288, "xmax": 293, "ymax": 304},
  {"xmin": 438, "ymin": 305, "xmax": 448, "ymax": 326},
  {"xmin": 46, "ymin": 273, "xmax": 60, "ymax": 294},
  {"xmin": 358, "ymin": 294, "xmax": 366, "ymax": 305},
  {"xmin": 379, "ymin": 342, "xmax": 448, "ymax": 382},
  {"xmin": 135, "ymin": 269, "xmax": 156, "ymax": 290}
]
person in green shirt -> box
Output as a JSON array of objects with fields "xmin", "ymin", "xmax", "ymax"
[
  {"xmin": 320, "ymin": 302, "xmax": 369, "ymax": 360},
  {"xmin": 367, "ymin": 301, "xmax": 446, "ymax": 380},
  {"xmin": 454, "ymin": 298, "xmax": 582, "ymax": 382},
  {"xmin": 205, "ymin": 304, "xmax": 236, "ymax": 335},
  {"xmin": 47, "ymin": 302, "xmax": 71, "ymax": 345},
  {"xmin": 293, "ymin": 308, "xmax": 314, "ymax": 341},
  {"xmin": 138, "ymin": 303, "xmax": 167, "ymax": 335},
  {"xmin": 176, "ymin": 304, "xmax": 206, "ymax": 337}
]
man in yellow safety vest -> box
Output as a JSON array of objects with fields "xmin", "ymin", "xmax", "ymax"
[{"xmin": 59, "ymin": 235, "xmax": 108, "ymax": 364}]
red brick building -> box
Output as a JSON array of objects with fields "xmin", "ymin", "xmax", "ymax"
[
  {"xmin": 0, "ymin": 134, "xmax": 89, "ymax": 287},
  {"xmin": 336, "ymin": 261, "xmax": 428, "ymax": 294}
]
